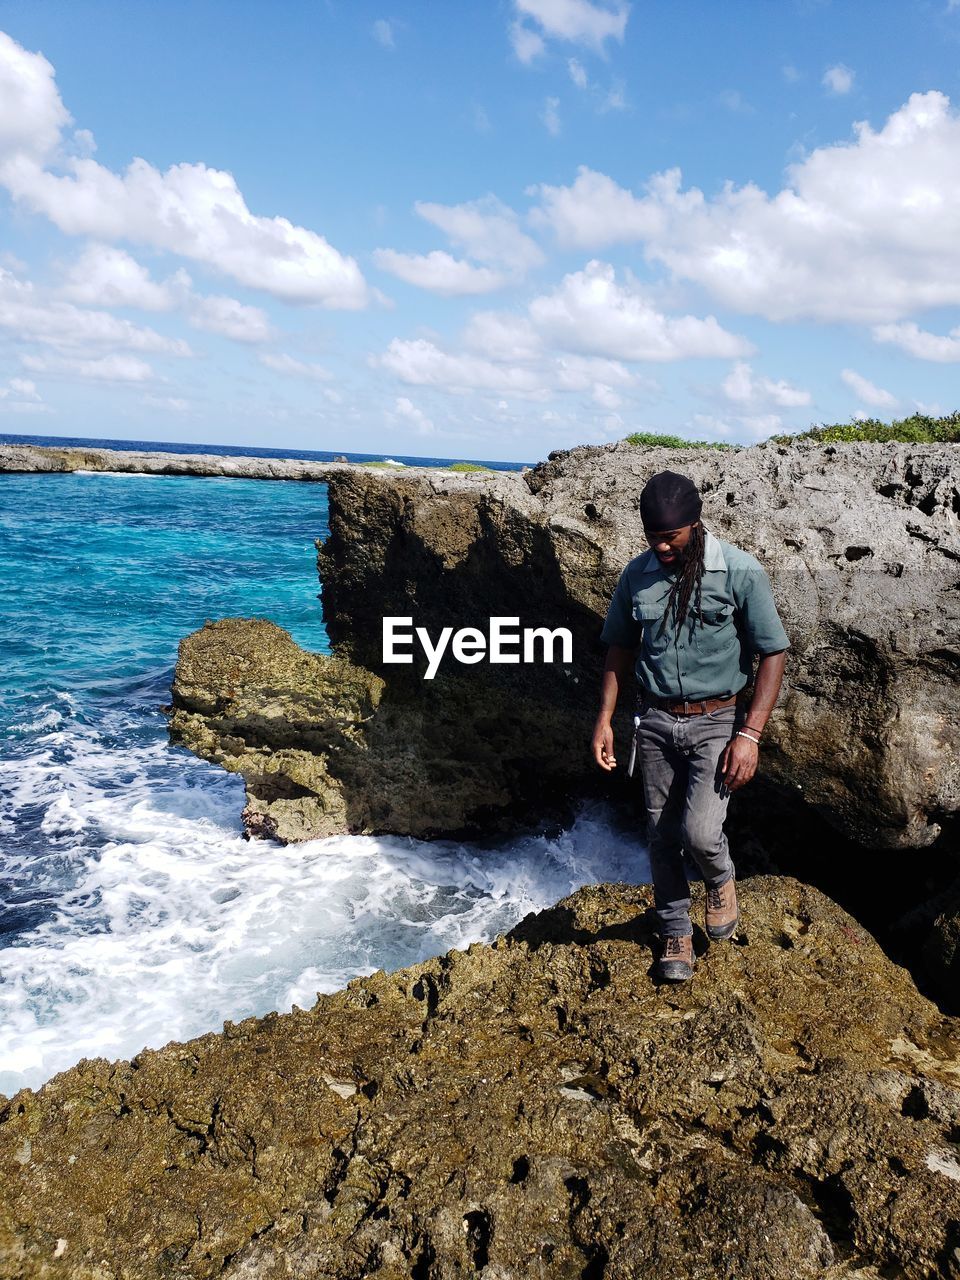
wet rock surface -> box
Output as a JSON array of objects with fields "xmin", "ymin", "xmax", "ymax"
[
  {"xmin": 167, "ymin": 615, "xmax": 574, "ymax": 842},
  {"xmin": 2, "ymin": 878, "xmax": 960, "ymax": 1279}
]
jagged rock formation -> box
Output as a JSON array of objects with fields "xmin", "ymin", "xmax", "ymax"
[
  {"xmin": 168, "ymin": 616, "xmax": 567, "ymax": 843},
  {"xmin": 167, "ymin": 439, "xmax": 960, "ymax": 854},
  {"xmin": 3, "ymin": 878, "xmax": 960, "ymax": 1279}
]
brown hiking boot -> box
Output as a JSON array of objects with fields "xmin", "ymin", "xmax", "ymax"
[
  {"xmin": 658, "ymin": 933, "xmax": 694, "ymax": 981},
  {"xmin": 705, "ymin": 876, "xmax": 739, "ymax": 940}
]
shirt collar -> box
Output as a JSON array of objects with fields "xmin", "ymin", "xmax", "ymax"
[{"xmin": 636, "ymin": 527, "xmax": 726, "ymax": 573}]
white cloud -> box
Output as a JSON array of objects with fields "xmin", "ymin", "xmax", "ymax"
[
  {"xmin": 374, "ymin": 335, "xmax": 647, "ymax": 405},
  {"xmin": 60, "ymin": 244, "xmax": 178, "ymax": 310},
  {"xmin": 0, "ymin": 374, "xmax": 47, "ymax": 412},
  {"xmin": 59, "ymin": 245, "xmax": 272, "ymax": 343},
  {"xmin": 527, "ymin": 261, "xmax": 752, "ymax": 362},
  {"xmin": 186, "ymin": 294, "xmax": 273, "ymax": 343},
  {"xmin": 375, "ymin": 263, "xmax": 734, "ymax": 403},
  {"xmin": 375, "ymin": 195, "xmax": 543, "ymax": 296},
  {"xmin": 416, "ymin": 196, "xmax": 544, "ymax": 272},
  {"xmin": 841, "ymin": 367, "xmax": 898, "ymax": 407},
  {"xmin": 0, "ymin": 267, "xmax": 191, "ymax": 355},
  {"xmin": 528, "ymin": 93, "xmax": 960, "ymax": 323},
  {"xmin": 591, "ymin": 381, "xmax": 621, "ymax": 408},
  {"xmin": 376, "ymin": 338, "xmax": 547, "ymax": 396},
  {"xmin": 513, "ymin": 0, "xmax": 630, "ymax": 52},
  {"xmin": 0, "ymin": 33, "xmax": 368, "ymax": 308},
  {"xmin": 372, "ymin": 249, "xmax": 508, "ymax": 296},
  {"xmin": 529, "ymin": 165, "xmax": 663, "ymax": 248},
  {"xmin": 822, "ymin": 63, "xmax": 855, "ymax": 95},
  {"xmin": 259, "ymin": 352, "xmax": 332, "ymax": 381},
  {"xmin": 22, "ymin": 352, "xmax": 155, "ymax": 382},
  {"xmin": 394, "ymin": 396, "xmax": 435, "ymax": 435},
  {"xmin": 872, "ymin": 321, "xmax": 960, "ymax": 362},
  {"xmin": 568, "ymin": 57, "xmax": 588, "ymax": 88},
  {"xmin": 0, "ymin": 31, "xmax": 71, "ymax": 159},
  {"xmin": 541, "ymin": 96, "xmax": 562, "ymax": 136},
  {"xmin": 463, "ymin": 310, "xmax": 545, "ymax": 361},
  {"xmin": 372, "ymin": 19, "xmax": 395, "ymax": 49},
  {"xmin": 721, "ymin": 361, "xmax": 811, "ymax": 407},
  {"xmin": 9, "ymin": 376, "xmax": 39, "ymax": 398},
  {"xmin": 509, "ymin": 21, "xmax": 546, "ymax": 63},
  {"xmin": 552, "ymin": 353, "xmax": 638, "ymax": 390}
]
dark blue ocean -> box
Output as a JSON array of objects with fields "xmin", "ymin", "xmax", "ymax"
[{"xmin": 0, "ymin": 434, "xmax": 648, "ymax": 1096}]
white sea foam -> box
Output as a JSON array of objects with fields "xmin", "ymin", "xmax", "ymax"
[{"xmin": 0, "ymin": 712, "xmax": 651, "ymax": 1096}]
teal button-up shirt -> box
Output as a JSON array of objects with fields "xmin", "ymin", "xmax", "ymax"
[{"xmin": 600, "ymin": 529, "xmax": 790, "ymax": 700}]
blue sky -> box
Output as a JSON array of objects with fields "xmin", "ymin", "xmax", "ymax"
[{"xmin": 1, "ymin": 0, "xmax": 959, "ymax": 462}]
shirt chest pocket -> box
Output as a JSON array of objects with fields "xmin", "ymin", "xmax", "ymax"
[
  {"xmin": 633, "ymin": 597, "xmax": 672, "ymax": 652},
  {"xmin": 693, "ymin": 604, "xmax": 736, "ymax": 650}
]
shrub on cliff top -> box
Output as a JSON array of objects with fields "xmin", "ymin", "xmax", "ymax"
[
  {"xmin": 446, "ymin": 461, "xmax": 494, "ymax": 471},
  {"xmin": 623, "ymin": 431, "xmax": 738, "ymax": 450},
  {"xmin": 769, "ymin": 412, "xmax": 960, "ymax": 445}
]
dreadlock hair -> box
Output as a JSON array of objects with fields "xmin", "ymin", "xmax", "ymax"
[{"xmin": 655, "ymin": 522, "xmax": 706, "ymax": 641}]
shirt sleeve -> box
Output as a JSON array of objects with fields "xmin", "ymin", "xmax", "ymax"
[
  {"xmin": 600, "ymin": 568, "xmax": 644, "ymax": 648},
  {"xmin": 729, "ymin": 561, "xmax": 791, "ymax": 656}
]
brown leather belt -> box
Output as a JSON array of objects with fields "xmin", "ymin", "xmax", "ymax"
[{"xmin": 642, "ymin": 691, "xmax": 740, "ymax": 716}]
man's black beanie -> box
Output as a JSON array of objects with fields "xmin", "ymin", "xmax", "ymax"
[{"xmin": 639, "ymin": 470, "xmax": 703, "ymax": 531}]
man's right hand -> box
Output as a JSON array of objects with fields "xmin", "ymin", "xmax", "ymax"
[{"xmin": 592, "ymin": 721, "xmax": 617, "ymax": 771}]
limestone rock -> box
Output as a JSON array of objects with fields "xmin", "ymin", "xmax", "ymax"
[
  {"xmin": 2, "ymin": 879, "xmax": 958, "ymax": 1278},
  {"xmin": 174, "ymin": 440, "xmax": 960, "ymax": 853}
]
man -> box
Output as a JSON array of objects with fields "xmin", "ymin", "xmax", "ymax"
[{"xmin": 592, "ymin": 470, "xmax": 790, "ymax": 981}]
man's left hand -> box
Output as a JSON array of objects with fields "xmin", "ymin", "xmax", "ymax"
[{"xmin": 720, "ymin": 734, "xmax": 758, "ymax": 791}]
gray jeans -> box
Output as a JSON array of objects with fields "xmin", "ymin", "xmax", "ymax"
[{"xmin": 634, "ymin": 701, "xmax": 744, "ymax": 937}]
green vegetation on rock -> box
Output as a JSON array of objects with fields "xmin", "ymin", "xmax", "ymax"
[
  {"xmin": 624, "ymin": 431, "xmax": 738, "ymax": 451},
  {"xmin": 770, "ymin": 411, "xmax": 960, "ymax": 445},
  {"xmin": 445, "ymin": 461, "xmax": 494, "ymax": 472}
]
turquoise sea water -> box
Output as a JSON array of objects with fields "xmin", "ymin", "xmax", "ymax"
[{"xmin": 0, "ymin": 453, "xmax": 649, "ymax": 1097}]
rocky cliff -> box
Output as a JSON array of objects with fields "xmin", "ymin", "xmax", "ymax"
[
  {"xmin": 3, "ymin": 878, "xmax": 960, "ymax": 1279},
  {"xmin": 170, "ymin": 439, "xmax": 960, "ymax": 853}
]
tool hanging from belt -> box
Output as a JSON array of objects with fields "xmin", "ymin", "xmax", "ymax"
[{"xmin": 626, "ymin": 713, "xmax": 641, "ymax": 778}]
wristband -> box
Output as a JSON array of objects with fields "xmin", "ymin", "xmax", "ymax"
[{"xmin": 736, "ymin": 730, "xmax": 761, "ymax": 746}]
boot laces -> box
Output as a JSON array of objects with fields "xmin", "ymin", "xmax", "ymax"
[
  {"xmin": 706, "ymin": 882, "xmax": 726, "ymax": 910},
  {"xmin": 664, "ymin": 935, "xmax": 686, "ymax": 956}
]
